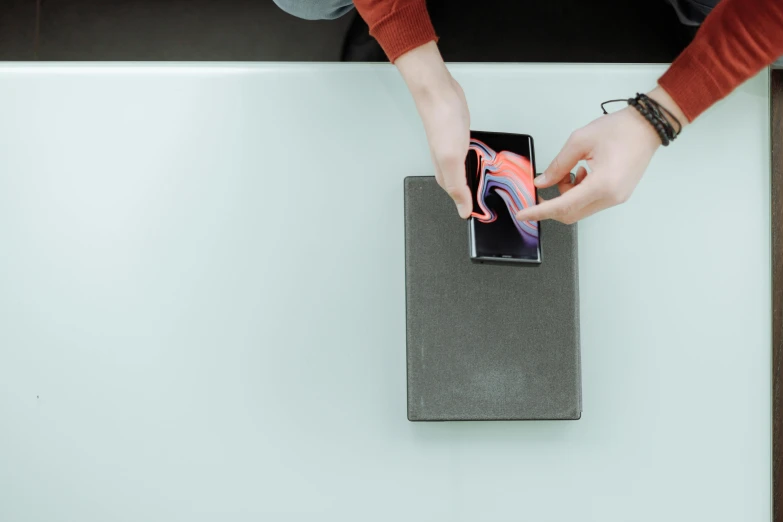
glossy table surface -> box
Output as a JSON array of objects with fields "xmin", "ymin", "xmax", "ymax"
[{"xmin": 0, "ymin": 63, "xmax": 771, "ymax": 521}]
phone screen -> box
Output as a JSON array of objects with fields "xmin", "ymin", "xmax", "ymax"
[{"xmin": 466, "ymin": 131, "xmax": 540, "ymax": 264}]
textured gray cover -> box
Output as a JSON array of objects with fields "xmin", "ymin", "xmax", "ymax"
[{"xmin": 404, "ymin": 177, "xmax": 581, "ymax": 421}]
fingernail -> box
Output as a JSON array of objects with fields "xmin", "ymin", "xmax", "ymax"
[{"xmin": 534, "ymin": 173, "xmax": 547, "ymax": 187}]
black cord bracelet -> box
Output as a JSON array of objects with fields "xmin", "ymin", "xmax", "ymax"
[
  {"xmin": 631, "ymin": 97, "xmax": 670, "ymax": 146},
  {"xmin": 600, "ymin": 93, "xmax": 682, "ymax": 146}
]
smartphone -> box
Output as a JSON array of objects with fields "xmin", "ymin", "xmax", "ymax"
[{"xmin": 465, "ymin": 131, "xmax": 541, "ymax": 265}]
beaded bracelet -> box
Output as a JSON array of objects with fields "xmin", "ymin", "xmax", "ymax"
[{"xmin": 600, "ymin": 93, "xmax": 682, "ymax": 146}]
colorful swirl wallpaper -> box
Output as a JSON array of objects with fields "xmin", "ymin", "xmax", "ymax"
[{"xmin": 467, "ymin": 138, "xmax": 538, "ymax": 246}]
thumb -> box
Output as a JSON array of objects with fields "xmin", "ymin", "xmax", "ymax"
[
  {"xmin": 445, "ymin": 184, "xmax": 473, "ymax": 219},
  {"xmin": 440, "ymin": 155, "xmax": 473, "ymax": 219},
  {"xmin": 536, "ymin": 130, "xmax": 591, "ymax": 189}
]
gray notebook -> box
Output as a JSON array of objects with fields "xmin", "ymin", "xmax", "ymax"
[{"xmin": 404, "ymin": 177, "xmax": 582, "ymax": 421}]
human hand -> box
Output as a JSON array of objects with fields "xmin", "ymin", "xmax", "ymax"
[
  {"xmin": 516, "ymin": 87, "xmax": 688, "ymax": 224},
  {"xmin": 396, "ymin": 42, "xmax": 472, "ymax": 218}
]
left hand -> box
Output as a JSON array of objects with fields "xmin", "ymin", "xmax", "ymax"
[
  {"xmin": 516, "ymin": 87, "xmax": 688, "ymax": 225},
  {"xmin": 395, "ymin": 42, "xmax": 473, "ymax": 218}
]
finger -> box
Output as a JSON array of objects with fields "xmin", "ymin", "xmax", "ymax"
[
  {"xmin": 575, "ymin": 165, "xmax": 588, "ymax": 184},
  {"xmin": 558, "ymin": 165, "xmax": 588, "ymax": 195},
  {"xmin": 432, "ymin": 154, "xmax": 471, "ymax": 219},
  {"xmin": 440, "ymin": 156, "xmax": 473, "ymax": 219},
  {"xmin": 516, "ymin": 179, "xmax": 603, "ymax": 224},
  {"xmin": 572, "ymin": 198, "xmax": 606, "ymax": 222},
  {"xmin": 556, "ymin": 172, "xmax": 575, "ymax": 195},
  {"xmin": 535, "ymin": 131, "xmax": 591, "ymax": 189}
]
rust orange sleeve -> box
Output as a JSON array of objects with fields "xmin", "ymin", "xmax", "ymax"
[
  {"xmin": 659, "ymin": 0, "xmax": 783, "ymax": 121},
  {"xmin": 352, "ymin": 0, "xmax": 438, "ymax": 63}
]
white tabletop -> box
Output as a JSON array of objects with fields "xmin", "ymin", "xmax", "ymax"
[{"xmin": 0, "ymin": 63, "xmax": 771, "ymax": 521}]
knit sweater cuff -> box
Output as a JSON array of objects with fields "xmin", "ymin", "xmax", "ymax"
[
  {"xmin": 658, "ymin": 45, "xmax": 728, "ymax": 122},
  {"xmin": 368, "ymin": 2, "xmax": 438, "ymax": 63}
]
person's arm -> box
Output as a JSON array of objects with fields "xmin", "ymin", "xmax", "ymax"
[
  {"xmin": 660, "ymin": 0, "xmax": 783, "ymax": 122},
  {"xmin": 353, "ymin": 1, "xmax": 473, "ymax": 217},
  {"xmin": 394, "ymin": 42, "xmax": 472, "ymax": 218},
  {"xmin": 517, "ymin": 0, "xmax": 783, "ymax": 225}
]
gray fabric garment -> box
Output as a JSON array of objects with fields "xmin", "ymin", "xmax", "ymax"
[
  {"xmin": 667, "ymin": 0, "xmax": 721, "ymax": 25},
  {"xmin": 272, "ymin": 0, "xmax": 354, "ymax": 20}
]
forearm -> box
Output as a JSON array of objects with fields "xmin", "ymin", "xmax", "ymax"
[
  {"xmin": 659, "ymin": 0, "xmax": 783, "ymax": 121},
  {"xmin": 395, "ymin": 41, "xmax": 453, "ymax": 101}
]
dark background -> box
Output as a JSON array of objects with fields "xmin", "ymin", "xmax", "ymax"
[{"xmin": 0, "ymin": 0, "xmax": 694, "ymax": 62}]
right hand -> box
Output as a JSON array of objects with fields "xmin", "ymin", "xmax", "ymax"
[
  {"xmin": 396, "ymin": 42, "xmax": 473, "ymax": 219},
  {"xmin": 515, "ymin": 87, "xmax": 688, "ymax": 225}
]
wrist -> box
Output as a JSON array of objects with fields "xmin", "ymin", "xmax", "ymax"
[
  {"xmin": 647, "ymin": 86, "xmax": 689, "ymax": 130},
  {"xmin": 395, "ymin": 41, "xmax": 454, "ymax": 101},
  {"xmin": 625, "ymin": 105, "xmax": 665, "ymax": 150}
]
